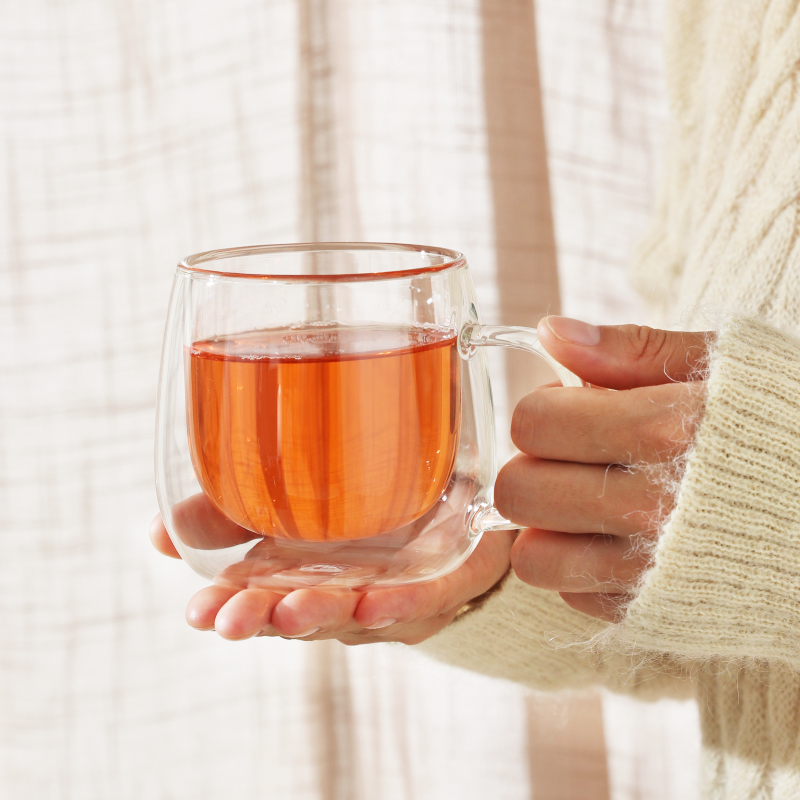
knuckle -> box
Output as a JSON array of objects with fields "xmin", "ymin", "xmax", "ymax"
[
  {"xmin": 635, "ymin": 385, "xmax": 702, "ymax": 461},
  {"xmin": 641, "ymin": 415, "xmax": 685, "ymax": 460},
  {"xmin": 633, "ymin": 402, "xmax": 678, "ymax": 458},
  {"xmin": 625, "ymin": 325, "xmax": 670, "ymax": 366},
  {"xmin": 587, "ymin": 536, "xmax": 628, "ymax": 590}
]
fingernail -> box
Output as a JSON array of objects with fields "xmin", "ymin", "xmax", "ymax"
[
  {"xmin": 283, "ymin": 627, "xmax": 320, "ymax": 639},
  {"xmin": 365, "ymin": 618, "xmax": 396, "ymax": 629},
  {"xmin": 545, "ymin": 316, "xmax": 601, "ymax": 346}
]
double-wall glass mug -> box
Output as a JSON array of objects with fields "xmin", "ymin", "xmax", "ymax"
[{"xmin": 155, "ymin": 243, "xmax": 581, "ymax": 590}]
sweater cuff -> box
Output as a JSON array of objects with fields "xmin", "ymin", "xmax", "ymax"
[
  {"xmin": 416, "ymin": 573, "xmax": 692, "ymax": 698},
  {"xmin": 416, "ymin": 574, "xmax": 603, "ymax": 691},
  {"xmin": 620, "ymin": 317, "xmax": 800, "ymax": 664}
]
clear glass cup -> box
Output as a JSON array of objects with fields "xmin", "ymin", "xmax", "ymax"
[{"xmin": 155, "ymin": 243, "xmax": 581, "ymax": 590}]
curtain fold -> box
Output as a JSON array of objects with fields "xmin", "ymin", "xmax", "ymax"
[
  {"xmin": 481, "ymin": 0, "xmax": 562, "ymax": 399},
  {"xmin": 526, "ymin": 694, "xmax": 611, "ymax": 800},
  {"xmin": 298, "ymin": 0, "xmax": 361, "ymax": 243}
]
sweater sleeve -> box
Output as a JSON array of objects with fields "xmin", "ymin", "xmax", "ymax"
[
  {"xmin": 617, "ymin": 315, "xmax": 800, "ymax": 665},
  {"xmin": 417, "ymin": 569, "xmax": 693, "ymax": 700}
]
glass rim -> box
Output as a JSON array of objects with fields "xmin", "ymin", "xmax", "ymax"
[{"xmin": 178, "ymin": 242, "xmax": 467, "ymax": 282}]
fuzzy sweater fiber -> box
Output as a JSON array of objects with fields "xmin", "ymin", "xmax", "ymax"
[{"xmin": 420, "ymin": 1, "xmax": 800, "ymax": 797}]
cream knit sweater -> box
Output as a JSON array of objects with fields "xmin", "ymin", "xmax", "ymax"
[{"xmin": 420, "ymin": 1, "xmax": 800, "ymax": 797}]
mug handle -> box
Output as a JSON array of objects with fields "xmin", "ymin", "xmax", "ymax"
[{"xmin": 459, "ymin": 323, "xmax": 586, "ymax": 535}]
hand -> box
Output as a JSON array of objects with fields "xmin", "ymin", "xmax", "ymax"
[
  {"xmin": 497, "ymin": 317, "xmax": 712, "ymax": 622},
  {"xmin": 149, "ymin": 513, "xmax": 512, "ymax": 644}
]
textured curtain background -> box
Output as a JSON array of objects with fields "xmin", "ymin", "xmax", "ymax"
[{"xmin": 0, "ymin": 1, "xmax": 698, "ymax": 798}]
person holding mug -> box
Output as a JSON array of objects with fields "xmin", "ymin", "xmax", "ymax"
[{"xmin": 150, "ymin": 1, "xmax": 800, "ymax": 797}]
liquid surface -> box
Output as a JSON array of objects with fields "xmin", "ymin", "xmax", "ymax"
[{"xmin": 186, "ymin": 325, "xmax": 461, "ymax": 541}]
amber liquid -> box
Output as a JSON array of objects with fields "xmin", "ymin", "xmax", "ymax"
[{"xmin": 187, "ymin": 325, "xmax": 461, "ymax": 542}]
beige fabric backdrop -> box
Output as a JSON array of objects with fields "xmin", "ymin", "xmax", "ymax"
[{"xmin": 0, "ymin": 1, "xmax": 698, "ymax": 798}]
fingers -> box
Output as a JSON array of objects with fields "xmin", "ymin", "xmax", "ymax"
[
  {"xmin": 511, "ymin": 529, "xmax": 651, "ymax": 593},
  {"xmin": 271, "ymin": 590, "xmax": 362, "ymax": 638},
  {"xmin": 151, "ymin": 496, "xmax": 255, "ymax": 560},
  {"xmin": 186, "ymin": 585, "xmax": 351, "ymax": 641},
  {"xmin": 150, "ymin": 497, "xmax": 257, "ymax": 559},
  {"xmin": 267, "ymin": 530, "xmax": 512, "ymax": 640},
  {"xmin": 171, "ymin": 494, "xmax": 257, "ymax": 550},
  {"xmin": 186, "ymin": 584, "xmax": 239, "ymax": 629},
  {"xmin": 559, "ymin": 591, "xmax": 631, "ymax": 623},
  {"xmin": 212, "ymin": 588, "xmax": 287, "ymax": 640},
  {"xmin": 183, "ymin": 530, "xmax": 514, "ymax": 645},
  {"xmin": 499, "ymin": 331, "xmax": 706, "ymax": 619},
  {"xmin": 537, "ymin": 317, "xmax": 713, "ymax": 390},
  {"xmin": 149, "ymin": 514, "xmax": 181, "ymax": 558},
  {"xmin": 511, "ymin": 381, "xmax": 704, "ymax": 465},
  {"xmin": 495, "ymin": 455, "xmax": 663, "ymax": 536}
]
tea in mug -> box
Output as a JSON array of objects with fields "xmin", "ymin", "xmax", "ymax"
[{"xmin": 186, "ymin": 325, "xmax": 461, "ymax": 541}]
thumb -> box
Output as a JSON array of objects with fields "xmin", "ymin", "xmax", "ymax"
[{"xmin": 537, "ymin": 316, "xmax": 714, "ymax": 390}]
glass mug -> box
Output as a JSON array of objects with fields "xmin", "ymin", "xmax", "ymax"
[{"xmin": 155, "ymin": 243, "xmax": 581, "ymax": 590}]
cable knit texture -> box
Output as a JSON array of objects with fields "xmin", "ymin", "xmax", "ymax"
[{"xmin": 420, "ymin": 1, "xmax": 800, "ymax": 797}]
